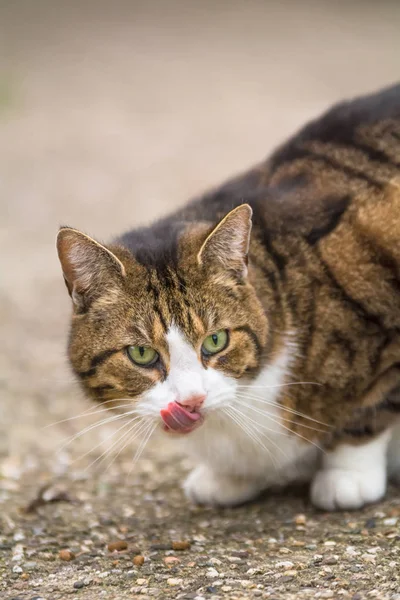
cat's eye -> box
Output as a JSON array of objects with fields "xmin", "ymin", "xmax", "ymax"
[
  {"xmin": 202, "ymin": 330, "xmax": 229, "ymax": 356},
  {"xmin": 127, "ymin": 345, "xmax": 158, "ymax": 366}
]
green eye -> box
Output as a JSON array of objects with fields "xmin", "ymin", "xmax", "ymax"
[
  {"xmin": 127, "ymin": 346, "xmax": 158, "ymax": 366},
  {"xmin": 202, "ymin": 330, "xmax": 229, "ymax": 356}
]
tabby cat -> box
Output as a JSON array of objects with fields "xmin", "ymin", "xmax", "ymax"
[{"xmin": 57, "ymin": 83, "xmax": 400, "ymax": 511}]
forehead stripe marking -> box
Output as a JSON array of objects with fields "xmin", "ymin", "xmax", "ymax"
[{"xmin": 146, "ymin": 272, "xmax": 168, "ymax": 331}]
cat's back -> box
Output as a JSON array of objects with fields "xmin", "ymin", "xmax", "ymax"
[
  {"xmin": 181, "ymin": 83, "xmax": 400, "ymax": 227},
  {"xmin": 267, "ymin": 81, "xmax": 400, "ymax": 197},
  {"xmin": 118, "ymin": 83, "xmax": 400, "ymax": 261},
  {"xmin": 234, "ymin": 81, "xmax": 400, "ymax": 254}
]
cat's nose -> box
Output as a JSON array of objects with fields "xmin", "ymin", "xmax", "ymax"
[{"xmin": 178, "ymin": 394, "xmax": 206, "ymax": 412}]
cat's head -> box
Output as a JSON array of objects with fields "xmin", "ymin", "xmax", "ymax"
[{"xmin": 57, "ymin": 205, "xmax": 269, "ymax": 435}]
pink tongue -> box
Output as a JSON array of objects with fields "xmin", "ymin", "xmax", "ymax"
[{"xmin": 160, "ymin": 402, "xmax": 201, "ymax": 432}]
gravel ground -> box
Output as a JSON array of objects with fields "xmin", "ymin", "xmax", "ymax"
[{"xmin": 1, "ymin": 2, "xmax": 400, "ymax": 598}]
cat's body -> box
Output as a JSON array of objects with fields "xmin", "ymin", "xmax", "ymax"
[{"xmin": 58, "ymin": 83, "xmax": 400, "ymax": 510}]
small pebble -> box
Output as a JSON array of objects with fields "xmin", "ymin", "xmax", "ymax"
[
  {"xmin": 12, "ymin": 544, "xmax": 24, "ymax": 562},
  {"xmin": 385, "ymin": 529, "xmax": 398, "ymax": 538},
  {"xmin": 323, "ymin": 556, "xmax": 338, "ymax": 565},
  {"xmin": 108, "ymin": 540, "xmax": 128, "ymax": 552},
  {"xmin": 366, "ymin": 546, "xmax": 381, "ymax": 554},
  {"xmin": 383, "ymin": 517, "xmax": 398, "ymax": 526},
  {"xmin": 365, "ymin": 518, "xmax": 376, "ymax": 528},
  {"xmin": 59, "ymin": 549, "xmax": 76, "ymax": 562},
  {"xmin": 12, "ymin": 566, "xmax": 23, "ymax": 574},
  {"xmin": 361, "ymin": 553, "xmax": 376, "ymax": 563},
  {"xmin": 374, "ymin": 510, "xmax": 385, "ymax": 518},
  {"xmin": 206, "ymin": 567, "xmax": 219, "ymax": 578},
  {"xmin": 172, "ymin": 540, "xmax": 191, "ymax": 551},
  {"xmin": 231, "ymin": 550, "xmax": 250, "ymax": 558},
  {"xmin": 167, "ymin": 577, "xmax": 183, "ymax": 586},
  {"xmin": 346, "ymin": 546, "xmax": 360, "ymax": 557},
  {"xmin": 294, "ymin": 514, "xmax": 306, "ymax": 525},
  {"xmin": 73, "ymin": 581, "xmax": 85, "ymax": 589},
  {"xmin": 227, "ymin": 556, "xmax": 242, "ymax": 563},
  {"xmin": 164, "ymin": 556, "xmax": 180, "ymax": 567},
  {"xmin": 283, "ymin": 569, "xmax": 298, "ymax": 577},
  {"xmin": 133, "ymin": 555, "xmax": 144, "ymax": 567},
  {"xmin": 275, "ymin": 560, "xmax": 294, "ymax": 569}
]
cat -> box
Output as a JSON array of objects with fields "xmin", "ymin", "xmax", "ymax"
[{"xmin": 57, "ymin": 82, "xmax": 400, "ymax": 511}]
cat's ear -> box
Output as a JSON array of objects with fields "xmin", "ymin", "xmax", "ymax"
[
  {"xmin": 56, "ymin": 227, "xmax": 126, "ymax": 311},
  {"xmin": 197, "ymin": 204, "xmax": 252, "ymax": 277}
]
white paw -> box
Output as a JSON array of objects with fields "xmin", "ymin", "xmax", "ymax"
[
  {"xmin": 183, "ymin": 465, "xmax": 263, "ymax": 507},
  {"xmin": 310, "ymin": 467, "xmax": 386, "ymax": 511}
]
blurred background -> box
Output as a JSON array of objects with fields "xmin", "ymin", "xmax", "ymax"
[{"xmin": 1, "ymin": 0, "xmax": 400, "ymax": 480}]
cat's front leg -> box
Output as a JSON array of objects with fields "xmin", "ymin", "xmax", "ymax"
[
  {"xmin": 183, "ymin": 464, "xmax": 265, "ymax": 507},
  {"xmin": 310, "ymin": 430, "xmax": 391, "ymax": 511}
]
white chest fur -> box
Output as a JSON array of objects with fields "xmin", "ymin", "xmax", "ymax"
[{"xmin": 182, "ymin": 338, "xmax": 319, "ymax": 489}]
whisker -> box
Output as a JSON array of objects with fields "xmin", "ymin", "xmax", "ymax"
[
  {"xmin": 128, "ymin": 422, "xmax": 157, "ymax": 474},
  {"xmin": 236, "ymin": 391, "xmax": 331, "ymax": 428},
  {"xmin": 230, "ymin": 404, "xmax": 287, "ymax": 438},
  {"xmin": 229, "ymin": 405, "xmax": 290, "ymax": 463},
  {"xmin": 105, "ymin": 418, "xmax": 152, "ymax": 472},
  {"xmin": 224, "ymin": 408, "xmax": 266, "ymax": 450},
  {"xmin": 237, "ymin": 401, "xmax": 325, "ymax": 453},
  {"xmin": 237, "ymin": 382, "xmax": 321, "ymax": 389},
  {"xmin": 86, "ymin": 418, "xmax": 150, "ymax": 472},
  {"xmin": 70, "ymin": 415, "xmax": 144, "ymax": 466},
  {"xmin": 203, "ymin": 395, "xmax": 230, "ymax": 412},
  {"xmin": 44, "ymin": 402, "xmax": 111, "ymax": 428},
  {"xmin": 236, "ymin": 397, "xmax": 329, "ymax": 434},
  {"xmin": 224, "ymin": 408, "xmax": 280, "ymax": 469},
  {"xmin": 57, "ymin": 410, "xmax": 138, "ymax": 453},
  {"xmin": 98, "ymin": 398, "xmax": 134, "ymax": 406},
  {"xmin": 44, "ymin": 403, "xmax": 134, "ymax": 429}
]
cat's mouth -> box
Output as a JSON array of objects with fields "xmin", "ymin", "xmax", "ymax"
[{"xmin": 160, "ymin": 401, "xmax": 203, "ymax": 434}]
